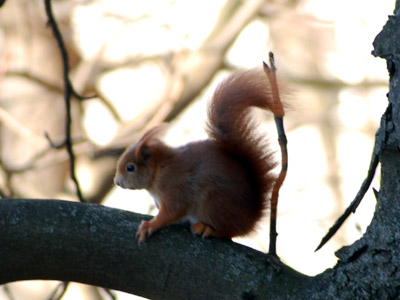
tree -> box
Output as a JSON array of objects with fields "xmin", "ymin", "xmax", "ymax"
[{"xmin": 0, "ymin": 0, "xmax": 398, "ymax": 299}]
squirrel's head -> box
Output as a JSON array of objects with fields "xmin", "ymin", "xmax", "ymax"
[{"xmin": 114, "ymin": 125, "xmax": 167, "ymax": 190}]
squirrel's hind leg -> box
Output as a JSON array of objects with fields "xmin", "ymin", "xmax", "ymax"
[{"xmin": 191, "ymin": 222, "xmax": 225, "ymax": 238}]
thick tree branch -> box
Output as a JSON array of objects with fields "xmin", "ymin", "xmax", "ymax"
[{"xmin": 0, "ymin": 199, "xmax": 313, "ymax": 300}]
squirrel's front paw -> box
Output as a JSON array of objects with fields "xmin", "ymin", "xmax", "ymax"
[{"xmin": 136, "ymin": 220, "xmax": 154, "ymax": 242}]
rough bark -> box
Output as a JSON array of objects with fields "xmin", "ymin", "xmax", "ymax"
[
  {"xmin": 312, "ymin": 147, "xmax": 400, "ymax": 300},
  {"xmin": 307, "ymin": 6, "xmax": 400, "ymax": 299},
  {"xmin": 0, "ymin": 199, "xmax": 314, "ymax": 300}
]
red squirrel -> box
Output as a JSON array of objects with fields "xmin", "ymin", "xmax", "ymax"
[{"xmin": 114, "ymin": 68, "xmax": 285, "ymax": 242}]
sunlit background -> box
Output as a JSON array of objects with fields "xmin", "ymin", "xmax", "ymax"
[{"xmin": 0, "ymin": 0, "xmax": 394, "ymax": 299}]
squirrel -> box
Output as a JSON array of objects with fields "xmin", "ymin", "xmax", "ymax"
[{"xmin": 114, "ymin": 68, "xmax": 285, "ymax": 242}]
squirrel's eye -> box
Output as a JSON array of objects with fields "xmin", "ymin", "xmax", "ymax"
[{"xmin": 126, "ymin": 164, "xmax": 135, "ymax": 172}]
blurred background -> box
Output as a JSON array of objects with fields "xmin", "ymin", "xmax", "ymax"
[{"xmin": 0, "ymin": 0, "xmax": 394, "ymax": 299}]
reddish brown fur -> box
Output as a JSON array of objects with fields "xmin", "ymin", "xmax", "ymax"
[{"xmin": 114, "ymin": 68, "xmax": 284, "ymax": 241}]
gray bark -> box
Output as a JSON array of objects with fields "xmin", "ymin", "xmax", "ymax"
[{"xmin": 0, "ymin": 199, "xmax": 314, "ymax": 300}]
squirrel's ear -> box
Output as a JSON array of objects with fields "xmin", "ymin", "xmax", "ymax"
[
  {"xmin": 138, "ymin": 144, "xmax": 152, "ymax": 161},
  {"xmin": 134, "ymin": 124, "xmax": 168, "ymax": 161},
  {"xmin": 135, "ymin": 141, "xmax": 152, "ymax": 161}
]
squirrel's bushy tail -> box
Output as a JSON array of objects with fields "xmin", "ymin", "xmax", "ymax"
[{"xmin": 206, "ymin": 68, "xmax": 283, "ymax": 214}]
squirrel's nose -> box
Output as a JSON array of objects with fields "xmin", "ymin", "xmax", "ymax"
[{"xmin": 114, "ymin": 174, "xmax": 124, "ymax": 188}]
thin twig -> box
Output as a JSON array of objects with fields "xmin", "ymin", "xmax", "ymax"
[
  {"xmin": 314, "ymin": 104, "xmax": 389, "ymax": 251},
  {"xmin": 6, "ymin": 70, "xmax": 122, "ymax": 121},
  {"xmin": 44, "ymin": 132, "xmax": 67, "ymax": 149},
  {"xmin": 47, "ymin": 281, "xmax": 69, "ymax": 300},
  {"xmin": 6, "ymin": 70, "xmax": 62, "ymax": 92},
  {"xmin": 0, "ymin": 137, "xmax": 90, "ymax": 176},
  {"xmin": 314, "ymin": 154, "xmax": 378, "ymax": 251},
  {"xmin": 0, "ymin": 106, "xmax": 44, "ymax": 141},
  {"xmin": 2, "ymin": 284, "xmax": 16, "ymax": 300},
  {"xmin": 96, "ymin": 93, "xmax": 122, "ymax": 122},
  {"xmin": 263, "ymin": 52, "xmax": 288, "ymax": 257},
  {"xmin": 6, "ymin": 71, "xmax": 120, "ymax": 130},
  {"xmin": 44, "ymin": 0, "xmax": 85, "ymax": 203},
  {"xmin": 70, "ymin": 86, "xmax": 96, "ymax": 101},
  {"xmin": 102, "ymin": 288, "xmax": 117, "ymax": 300}
]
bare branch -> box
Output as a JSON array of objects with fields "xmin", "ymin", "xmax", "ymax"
[
  {"xmin": 315, "ymin": 103, "xmax": 389, "ymax": 251},
  {"xmin": 2, "ymin": 285, "xmax": 15, "ymax": 300},
  {"xmin": 44, "ymin": 0, "xmax": 85, "ymax": 203},
  {"xmin": 47, "ymin": 282, "xmax": 69, "ymax": 300},
  {"xmin": 263, "ymin": 53, "xmax": 288, "ymax": 257},
  {"xmin": 6, "ymin": 70, "xmax": 62, "ymax": 93}
]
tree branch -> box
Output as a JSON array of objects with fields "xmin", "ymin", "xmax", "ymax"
[
  {"xmin": 314, "ymin": 104, "xmax": 388, "ymax": 251},
  {"xmin": 44, "ymin": 0, "xmax": 85, "ymax": 203},
  {"xmin": 0, "ymin": 199, "xmax": 313, "ymax": 300},
  {"xmin": 263, "ymin": 53, "xmax": 288, "ymax": 257}
]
